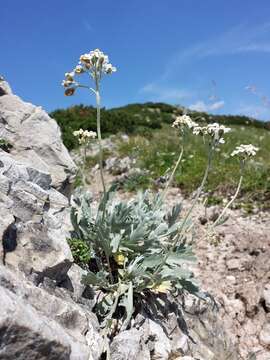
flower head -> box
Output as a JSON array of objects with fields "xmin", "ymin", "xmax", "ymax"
[
  {"xmin": 231, "ymin": 144, "xmax": 259, "ymax": 158},
  {"xmin": 192, "ymin": 123, "xmax": 231, "ymax": 144},
  {"xmin": 74, "ymin": 65, "xmax": 85, "ymax": 74},
  {"xmin": 73, "ymin": 129, "xmax": 97, "ymax": 144},
  {"xmin": 79, "ymin": 48, "xmax": 117, "ymax": 75},
  {"xmin": 205, "ymin": 123, "xmax": 231, "ymax": 141},
  {"xmin": 65, "ymin": 72, "xmax": 75, "ymax": 81},
  {"xmin": 172, "ymin": 115, "xmax": 198, "ymax": 130},
  {"xmin": 152, "ymin": 281, "xmax": 172, "ymax": 294},
  {"xmin": 113, "ymin": 252, "xmax": 126, "ymax": 266},
  {"xmin": 62, "ymin": 49, "xmax": 116, "ymax": 96},
  {"xmin": 62, "ymin": 80, "xmax": 75, "ymax": 88},
  {"xmin": 64, "ymin": 87, "xmax": 76, "ymax": 96}
]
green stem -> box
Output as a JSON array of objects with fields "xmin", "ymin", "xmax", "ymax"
[
  {"xmin": 152, "ymin": 142, "xmax": 214, "ymax": 278},
  {"xmin": 95, "ymin": 77, "xmax": 106, "ymax": 194},
  {"xmin": 105, "ymin": 253, "xmax": 114, "ymax": 284},
  {"xmin": 174, "ymin": 141, "xmax": 214, "ymax": 246},
  {"xmin": 212, "ymin": 174, "xmax": 243, "ymax": 228},
  {"xmin": 82, "ymin": 143, "xmax": 87, "ymax": 187},
  {"xmin": 160, "ymin": 146, "xmax": 184, "ymax": 204}
]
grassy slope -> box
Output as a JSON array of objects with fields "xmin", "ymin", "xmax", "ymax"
[
  {"xmin": 51, "ymin": 102, "xmax": 270, "ymax": 209},
  {"xmin": 117, "ymin": 124, "xmax": 270, "ymax": 209}
]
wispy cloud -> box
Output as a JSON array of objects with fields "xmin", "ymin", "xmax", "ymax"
[
  {"xmin": 163, "ymin": 22, "xmax": 270, "ymax": 79},
  {"xmin": 140, "ymin": 83, "xmax": 191, "ymax": 102},
  {"xmin": 236, "ymin": 104, "xmax": 270, "ymax": 120},
  {"xmin": 83, "ymin": 20, "xmax": 93, "ymax": 32},
  {"xmin": 139, "ymin": 22, "xmax": 270, "ymax": 113},
  {"xmin": 190, "ymin": 100, "xmax": 225, "ymax": 112}
]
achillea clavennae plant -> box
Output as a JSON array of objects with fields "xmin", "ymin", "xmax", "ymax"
[{"xmin": 63, "ymin": 50, "xmax": 259, "ymax": 355}]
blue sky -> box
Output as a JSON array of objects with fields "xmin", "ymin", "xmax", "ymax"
[{"xmin": 2, "ymin": 0, "xmax": 270, "ymax": 120}]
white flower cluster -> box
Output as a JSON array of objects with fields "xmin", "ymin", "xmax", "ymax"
[
  {"xmin": 231, "ymin": 144, "xmax": 259, "ymax": 157},
  {"xmin": 172, "ymin": 115, "xmax": 231, "ymax": 145},
  {"xmin": 62, "ymin": 49, "xmax": 116, "ymax": 96},
  {"xmin": 73, "ymin": 129, "xmax": 97, "ymax": 145},
  {"xmin": 79, "ymin": 49, "xmax": 116, "ymax": 75},
  {"xmin": 202, "ymin": 123, "xmax": 231, "ymax": 144},
  {"xmin": 172, "ymin": 115, "xmax": 197, "ymax": 129}
]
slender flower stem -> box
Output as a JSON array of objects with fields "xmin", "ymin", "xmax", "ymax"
[
  {"xmin": 212, "ymin": 170, "xmax": 243, "ymax": 228},
  {"xmin": 174, "ymin": 141, "xmax": 214, "ymax": 246},
  {"xmin": 105, "ymin": 253, "xmax": 114, "ymax": 284},
  {"xmin": 152, "ymin": 142, "xmax": 214, "ymax": 277},
  {"xmin": 82, "ymin": 144, "xmax": 87, "ymax": 187},
  {"xmin": 160, "ymin": 146, "xmax": 184, "ymax": 204},
  {"xmin": 95, "ymin": 77, "xmax": 106, "ymax": 194}
]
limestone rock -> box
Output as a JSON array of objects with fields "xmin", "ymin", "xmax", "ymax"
[
  {"xmin": 259, "ymin": 322, "xmax": 270, "ymax": 347},
  {"xmin": 0, "ymin": 152, "xmax": 73, "ymax": 280},
  {"xmin": 0, "ymin": 264, "xmax": 103, "ymax": 360},
  {"xmin": 105, "ymin": 156, "xmax": 132, "ymax": 175},
  {"xmin": 262, "ymin": 284, "xmax": 270, "ymax": 312},
  {"xmin": 110, "ymin": 328, "xmax": 150, "ymax": 360},
  {"xmin": 0, "ymin": 81, "xmax": 103, "ymax": 360},
  {"xmin": 0, "ymin": 78, "xmax": 12, "ymax": 95},
  {"xmin": 0, "ymin": 81, "xmax": 76, "ymax": 193}
]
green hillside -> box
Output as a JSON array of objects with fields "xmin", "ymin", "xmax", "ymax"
[
  {"xmin": 50, "ymin": 102, "xmax": 270, "ymax": 150},
  {"xmin": 51, "ymin": 103, "xmax": 270, "ymax": 210}
]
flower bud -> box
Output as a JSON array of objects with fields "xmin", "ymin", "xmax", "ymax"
[
  {"xmin": 65, "ymin": 88, "xmax": 76, "ymax": 96},
  {"xmin": 74, "ymin": 65, "xmax": 84, "ymax": 74}
]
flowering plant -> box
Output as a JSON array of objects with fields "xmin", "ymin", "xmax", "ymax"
[
  {"xmin": 63, "ymin": 50, "xmax": 259, "ymax": 356},
  {"xmin": 63, "ymin": 49, "xmax": 116, "ymax": 192}
]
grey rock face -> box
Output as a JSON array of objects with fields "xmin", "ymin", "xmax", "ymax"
[
  {"xmin": 0, "ymin": 78, "xmax": 12, "ymax": 95},
  {"xmin": 0, "ymin": 82, "xmax": 101, "ymax": 360},
  {"xmin": 0, "ymin": 81, "xmax": 76, "ymax": 193},
  {"xmin": 259, "ymin": 322, "xmax": 270, "ymax": 347},
  {"xmin": 262, "ymin": 284, "xmax": 270, "ymax": 312},
  {"xmin": 105, "ymin": 156, "xmax": 132, "ymax": 175},
  {"xmin": 110, "ymin": 294, "xmax": 238, "ymax": 360},
  {"xmin": 110, "ymin": 328, "xmax": 150, "ymax": 360},
  {"xmin": 0, "ymin": 152, "xmax": 72, "ymax": 280},
  {"xmin": 0, "ymin": 265, "xmax": 102, "ymax": 360}
]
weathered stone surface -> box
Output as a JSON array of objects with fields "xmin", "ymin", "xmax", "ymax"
[
  {"xmin": 105, "ymin": 156, "xmax": 132, "ymax": 175},
  {"xmin": 0, "ymin": 264, "xmax": 102, "ymax": 360},
  {"xmin": 0, "ymin": 284, "xmax": 95, "ymax": 360},
  {"xmin": 109, "ymin": 294, "xmax": 238, "ymax": 360},
  {"xmin": 259, "ymin": 322, "xmax": 270, "ymax": 347},
  {"xmin": 110, "ymin": 328, "xmax": 150, "ymax": 360},
  {"xmin": 262, "ymin": 284, "xmax": 270, "ymax": 312},
  {"xmin": 141, "ymin": 318, "xmax": 172, "ymax": 359},
  {"xmin": 0, "ymin": 152, "xmax": 73, "ymax": 280},
  {"xmin": 0, "ymin": 78, "xmax": 12, "ymax": 95},
  {"xmin": 0, "ymin": 81, "xmax": 76, "ymax": 192},
  {"xmin": 0, "ymin": 82, "xmax": 103, "ymax": 360}
]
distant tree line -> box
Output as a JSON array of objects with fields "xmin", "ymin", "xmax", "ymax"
[{"xmin": 50, "ymin": 102, "xmax": 270, "ymax": 150}]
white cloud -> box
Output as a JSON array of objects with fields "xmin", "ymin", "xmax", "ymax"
[
  {"xmin": 140, "ymin": 83, "xmax": 191, "ymax": 102},
  {"xmin": 236, "ymin": 104, "xmax": 270, "ymax": 120},
  {"xmin": 190, "ymin": 100, "xmax": 225, "ymax": 112},
  {"xmin": 210, "ymin": 100, "xmax": 225, "ymax": 110},
  {"xmin": 162, "ymin": 22, "xmax": 270, "ymax": 80}
]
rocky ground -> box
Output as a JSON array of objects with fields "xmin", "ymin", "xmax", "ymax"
[
  {"xmin": 1, "ymin": 78, "xmax": 270, "ymax": 360},
  {"xmin": 83, "ymin": 142, "xmax": 270, "ymax": 360}
]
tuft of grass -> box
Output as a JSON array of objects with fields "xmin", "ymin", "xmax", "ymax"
[
  {"xmin": 68, "ymin": 238, "xmax": 92, "ymax": 268},
  {"xmin": 0, "ymin": 139, "xmax": 12, "ymax": 153},
  {"xmin": 113, "ymin": 171, "xmax": 151, "ymax": 192}
]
